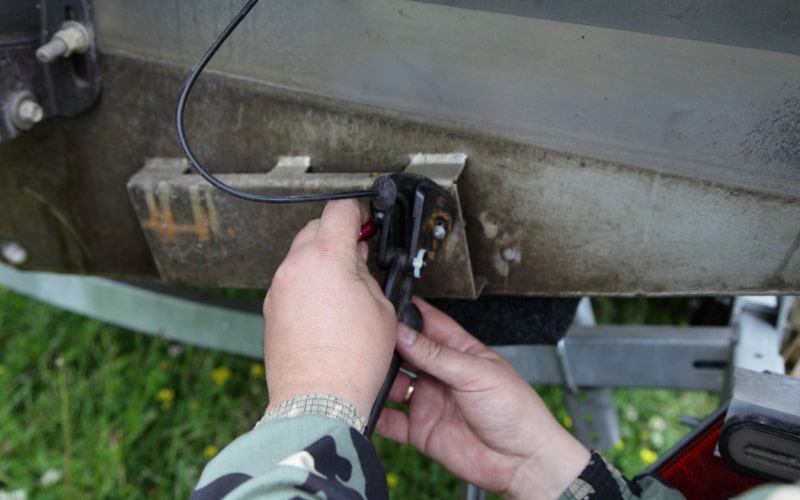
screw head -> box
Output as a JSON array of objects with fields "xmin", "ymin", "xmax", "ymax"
[
  {"xmin": 432, "ymin": 224, "xmax": 447, "ymax": 240},
  {"xmin": 1, "ymin": 240, "xmax": 29, "ymax": 266}
]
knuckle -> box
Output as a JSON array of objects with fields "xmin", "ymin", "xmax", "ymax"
[{"xmin": 420, "ymin": 337, "xmax": 444, "ymax": 363}]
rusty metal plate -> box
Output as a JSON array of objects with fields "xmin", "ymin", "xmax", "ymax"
[
  {"xmin": 127, "ymin": 154, "xmax": 480, "ymax": 298},
  {"xmin": 2, "ymin": 54, "xmax": 798, "ymax": 296}
]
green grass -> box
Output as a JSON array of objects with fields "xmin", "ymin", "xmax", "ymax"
[{"xmin": 0, "ymin": 289, "xmax": 718, "ymax": 498}]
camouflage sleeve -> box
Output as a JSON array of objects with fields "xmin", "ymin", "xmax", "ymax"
[
  {"xmin": 190, "ymin": 393, "xmax": 388, "ymax": 500},
  {"xmin": 558, "ymin": 451, "xmax": 685, "ymax": 500}
]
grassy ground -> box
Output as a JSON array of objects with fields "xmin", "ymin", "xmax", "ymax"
[{"xmin": 0, "ymin": 289, "xmax": 717, "ymax": 498}]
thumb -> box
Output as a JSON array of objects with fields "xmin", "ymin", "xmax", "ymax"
[{"xmin": 395, "ymin": 323, "xmax": 486, "ymax": 389}]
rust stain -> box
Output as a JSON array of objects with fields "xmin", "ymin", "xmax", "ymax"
[
  {"xmin": 205, "ymin": 188, "xmax": 221, "ymax": 237},
  {"xmin": 140, "ymin": 183, "xmax": 216, "ymax": 244},
  {"xmin": 188, "ymin": 187, "xmax": 211, "ymax": 242}
]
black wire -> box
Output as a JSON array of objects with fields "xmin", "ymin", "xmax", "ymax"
[{"xmin": 175, "ymin": 0, "xmax": 379, "ymax": 203}]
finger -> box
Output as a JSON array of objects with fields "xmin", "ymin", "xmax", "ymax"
[
  {"xmin": 387, "ymin": 371, "xmax": 413, "ymax": 404},
  {"xmin": 357, "ymin": 241, "xmax": 369, "ymax": 264},
  {"xmin": 395, "ymin": 322, "xmax": 491, "ymax": 390},
  {"xmin": 316, "ymin": 199, "xmax": 367, "ymax": 243},
  {"xmin": 354, "ymin": 242, "xmax": 394, "ymax": 308},
  {"xmin": 358, "ymin": 268, "xmax": 389, "ymax": 308},
  {"xmin": 287, "ymin": 219, "xmax": 321, "ymax": 252},
  {"xmin": 375, "ymin": 407, "xmax": 410, "ymax": 444},
  {"xmin": 413, "ymin": 297, "xmax": 490, "ymax": 355}
]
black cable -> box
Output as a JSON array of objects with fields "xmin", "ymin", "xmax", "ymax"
[
  {"xmin": 175, "ymin": 0, "xmax": 379, "ymax": 203},
  {"xmin": 364, "ymin": 351, "xmax": 403, "ymax": 437}
]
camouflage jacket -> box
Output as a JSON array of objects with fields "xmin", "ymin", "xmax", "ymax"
[{"xmin": 190, "ymin": 393, "xmax": 796, "ymax": 499}]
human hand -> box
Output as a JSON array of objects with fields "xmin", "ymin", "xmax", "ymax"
[
  {"xmin": 262, "ymin": 199, "xmax": 396, "ymax": 418},
  {"xmin": 376, "ymin": 298, "xmax": 590, "ymax": 499}
]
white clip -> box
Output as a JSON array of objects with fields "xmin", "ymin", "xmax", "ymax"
[{"xmin": 412, "ymin": 249, "xmax": 427, "ymax": 278}]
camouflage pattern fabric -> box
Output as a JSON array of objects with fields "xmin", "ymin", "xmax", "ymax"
[
  {"xmin": 558, "ymin": 452, "xmax": 683, "ymax": 500},
  {"xmin": 191, "ymin": 412, "xmax": 387, "ymax": 499},
  {"xmin": 191, "ymin": 394, "xmax": 795, "ymax": 499}
]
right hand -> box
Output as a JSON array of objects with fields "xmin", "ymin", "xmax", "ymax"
[
  {"xmin": 262, "ymin": 199, "xmax": 396, "ymax": 419},
  {"xmin": 376, "ymin": 298, "xmax": 590, "ymax": 499}
]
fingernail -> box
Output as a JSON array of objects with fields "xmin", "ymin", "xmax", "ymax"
[
  {"xmin": 397, "ymin": 323, "xmax": 417, "ymax": 345},
  {"xmin": 359, "ymin": 242, "xmax": 369, "ymax": 263}
]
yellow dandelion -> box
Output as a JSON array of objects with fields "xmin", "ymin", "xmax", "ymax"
[
  {"xmin": 640, "ymin": 448, "xmax": 658, "ymax": 465},
  {"xmin": 0, "ymin": 364, "xmax": 6, "ymax": 376},
  {"xmin": 211, "ymin": 367, "xmax": 232, "ymax": 387},
  {"xmin": 614, "ymin": 440, "xmax": 625, "ymax": 451},
  {"xmin": 386, "ymin": 473, "xmax": 399, "ymax": 488},
  {"xmin": 155, "ymin": 388, "xmax": 175, "ymax": 409},
  {"xmin": 203, "ymin": 445, "xmax": 219, "ymax": 458},
  {"xmin": 250, "ymin": 364, "xmax": 264, "ymax": 378},
  {"xmin": 561, "ymin": 415, "xmax": 573, "ymax": 429}
]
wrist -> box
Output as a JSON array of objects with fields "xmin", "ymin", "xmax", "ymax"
[
  {"xmin": 267, "ymin": 370, "xmax": 377, "ymax": 415},
  {"xmin": 505, "ymin": 429, "xmax": 590, "ymax": 500},
  {"xmin": 260, "ymin": 393, "xmax": 368, "ymax": 433}
]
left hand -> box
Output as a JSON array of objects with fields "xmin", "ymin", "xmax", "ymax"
[
  {"xmin": 377, "ymin": 298, "xmax": 589, "ymax": 498},
  {"xmin": 262, "ymin": 199, "xmax": 397, "ymax": 417}
]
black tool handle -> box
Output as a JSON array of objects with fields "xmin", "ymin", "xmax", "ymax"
[{"xmin": 364, "ymin": 251, "xmax": 423, "ymax": 437}]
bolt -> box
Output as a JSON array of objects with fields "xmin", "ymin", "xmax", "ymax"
[
  {"xmin": 1, "ymin": 240, "xmax": 29, "ymax": 266},
  {"xmin": 36, "ymin": 38, "xmax": 70, "ymax": 63},
  {"xmin": 9, "ymin": 93, "xmax": 44, "ymax": 131},
  {"xmin": 17, "ymin": 99, "xmax": 43, "ymax": 124},
  {"xmin": 432, "ymin": 224, "xmax": 447, "ymax": 240},
  {"xmin": 36, "ymin": 21, "xmax": 91, "ymax": 63},
  {"xmin": 502, "ymin": 248, "xmax": 522, "ymax": 263}
]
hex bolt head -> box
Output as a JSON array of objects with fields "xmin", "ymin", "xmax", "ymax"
[
  {"xmin": 432, "ymin": 224, "xmax": 447, "ymax": 240},
  {"xmin": 9, "ymin": 93, "xmax": 44, "ymax": 131},
  {"xmin": 17, "ymin": 100, "xmax": 43, "ymax": 124},
  {"xmin": 1, "ymin": 240, "xmax": 29, "ymax": 266}
]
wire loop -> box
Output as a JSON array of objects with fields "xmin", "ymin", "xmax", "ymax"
[{"xmin": 175, "ymin": 0, "xmax": 378, "ymax": 204}]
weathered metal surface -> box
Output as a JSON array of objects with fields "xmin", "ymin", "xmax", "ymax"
[
  {"xmin": 1, "ymin": 0, "xmax": 799, "ymax": 294},
  {"xmin": 92, "ymin": 0, "xmax": 800, "ymax": 198},
  {"xmin": 0, "ymin": 51, "xmax": 798, "ymax": 294},
  {"xmin": 0, "ymin": 0, "xmax": 101, "ymax": 143},
  {"xmin": 416, "ymin": 0, "xmax": 800, "ymax": 55},
  {"xmin": 127, "ymin": 155, "xmax": 479, "ymax": 297}
]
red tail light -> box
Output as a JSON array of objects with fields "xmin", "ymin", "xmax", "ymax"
[{"xmin": 653, "ymin": 406, "xmax": 762, "ymax": 500}]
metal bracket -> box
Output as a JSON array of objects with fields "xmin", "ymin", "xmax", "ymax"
[
  {"xmin": 730, "ymin": 296, "xmax": 789, "ymax": 376},
  {"xmin": 0, "ymin": 0, "xmax": 101, "ymax": 143},
  {"xmin": 127, "ymin": 154, "xmax": 479, "ymax": 297}
]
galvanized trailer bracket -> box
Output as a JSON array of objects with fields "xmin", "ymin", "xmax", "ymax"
[{"xmin": 127, "ymin": 154, "xmax": 480, "ymax": 298}]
